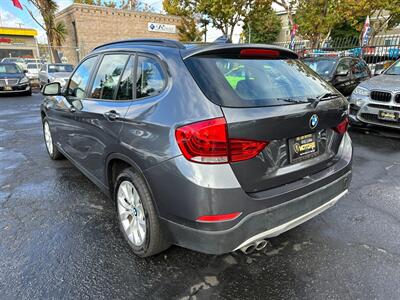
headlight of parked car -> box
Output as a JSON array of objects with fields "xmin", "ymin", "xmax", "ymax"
[
  {"xmin": 353, "ymin": 86, "xmax": 370, "ymax": 97},
  {"xmin": 19, "ymin": 77, "xmax": 29, "ymax": 84}
]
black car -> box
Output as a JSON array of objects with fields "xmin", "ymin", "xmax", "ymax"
[
  {"xmin": 303, "ymin": 56, "xmax": 371, "ymax": 97},
  {"xmin": 0, "ymin": 62, "xmax": 31, "ymax": 96},
  {"xmin": 40, "ymin": 39, "xmax": 352, "ymax": 257}
]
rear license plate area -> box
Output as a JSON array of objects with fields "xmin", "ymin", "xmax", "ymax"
[
  {"xmin": 4, "ymin": 86, "xmax": 12, "ymax": 91},
  {"xmin": 378, "ymin": 110, "xmax": 399, "ymax": 122},
  {"xmin": 289, "ymin": 133, "xmax": 319, "ymax": 163}
]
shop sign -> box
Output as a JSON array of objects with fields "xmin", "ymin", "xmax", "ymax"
[{"xmin": 148, "ymin": 22, "xmax": 176, "ymax": 34}]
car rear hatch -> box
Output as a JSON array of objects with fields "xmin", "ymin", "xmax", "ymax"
[{"xmin": 182, "ymin": 45, "xmax": 349, "ymax": 193}]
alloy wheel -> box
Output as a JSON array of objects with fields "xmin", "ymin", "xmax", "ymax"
[
  {"xmin": 44, "ymin": 121, "xmax": 53, "ymax": 156},
  {"xmin": 117, "ymin": 181, "xmax": 147, "ymax": 247}
]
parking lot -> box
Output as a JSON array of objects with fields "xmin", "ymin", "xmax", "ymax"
[{"xmin": 1, "ymin": 92, "xmax": 400, "ymax": 299}]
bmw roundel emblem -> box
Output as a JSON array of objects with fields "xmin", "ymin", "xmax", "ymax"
[{"xmin": 309, "ymin": 114, "xmax": 319, "ymax": 129}]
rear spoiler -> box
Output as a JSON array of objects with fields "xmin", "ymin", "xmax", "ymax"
[{"xmin": 181, "ymin": 44, "xmax": 298, "ymax": 60}]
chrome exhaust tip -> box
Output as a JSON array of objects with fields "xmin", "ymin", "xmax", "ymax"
[
  {"xmin": 255, "ymin": 240, "xmax": 268, "ymax": 251},
  {"xmin": 240, "ymin": 243, "xmax": 256, "ymax": 255}
]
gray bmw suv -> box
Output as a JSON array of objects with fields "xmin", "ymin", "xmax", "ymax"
[{"xmin": 40, "ymin": 39, "xmax": 352, "ymax": 257}]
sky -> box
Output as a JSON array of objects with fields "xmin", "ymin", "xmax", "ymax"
[{"xmin": 0, "ymin": 0, "xmax": 252, "ymax": 43}]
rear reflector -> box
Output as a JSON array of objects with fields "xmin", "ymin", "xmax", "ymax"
[
  {"xmin": 240, "ymin": 49, "xmax": 280, "ymax": 58},
  {"xmin": 196, "ymin": 212, "xmax": 241, "ymax": 223},
  {"xmin": 175, "ymin": 117, "xmax": 267, "ymax": 164},
  {"xmin": 334, "ymin": 117, "xmax": 349, "ymax": 135}
]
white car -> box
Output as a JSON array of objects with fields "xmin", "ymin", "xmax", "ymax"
[
  {"xmin": 39, "ymin": 63, "xmax": 74, "ymax": 88},
  {"xmin": 26, "ymin": 62, "xmax": 41, "ymax": 81}
]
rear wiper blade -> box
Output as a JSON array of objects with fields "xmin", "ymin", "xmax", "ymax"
[
  {"xmin": 277, "ymin": 97, "xmax": 308, "ymax": 104},
  {"xmin": 307, "ymin": 92, "xmax": 341, "ymax": 109}
]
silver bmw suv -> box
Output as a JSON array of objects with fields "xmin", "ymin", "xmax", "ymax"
[{"xmin": 350, "ymin": 59, "xmax": 400, "ymax": 129}]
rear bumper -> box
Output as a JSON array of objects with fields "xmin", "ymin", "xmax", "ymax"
[
  {"xmin": 160, "ymin": 172, "xmax": 350, "ymax": 254},
  {"xmin": 145, "ymin": 133, "xmax": 352, "ymax": 254}
]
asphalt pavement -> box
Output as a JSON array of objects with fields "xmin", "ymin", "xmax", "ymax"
[{"xmin": 1, "ymin": 93, "xmax": 400, "ymax": 299}]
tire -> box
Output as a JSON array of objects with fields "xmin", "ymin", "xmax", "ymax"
[
  {"xmin": 115, "ymin": 168, "xmax": 170, "ymax": 257},
  {"xmin": 42, "ymin": 117, "xmax": 63, "ymax": 160}
]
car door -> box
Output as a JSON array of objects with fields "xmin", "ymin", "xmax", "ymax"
[
  {"xmin": 69, "ymin": 53, "xmax": 134, "ymax": 184},
  {"xmin": 333, "ymin": 58, "xmax": 353, "ymax": 96},
  {"xmin": 351, "ymin": 58, "xmax": 371, "ymax": 88},
  {"xmin": 53, "ymin": 55, "xmax": 99, "ymax": 157}
]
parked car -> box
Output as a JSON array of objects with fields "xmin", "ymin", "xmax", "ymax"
[
  {"xmin": 369, "ymin": 60, "xmax": 395, "ymax": 76},
  {"xmin": 26, "ymin": 62, "xmax": 41, "ymax": 81},
  {"xmin": 40, "ymin": 39, "xmax": 352, "ymax": 257},
  {"xmin": 1, "ymin": 57, "xmax": 27, "ymax": 71},
  {"xmin": 303, "ymin": 56, "xmax": 371, "ymax": 97},
  {"xmin": 0, "ymin": 62, "xmax": 31, "ymax": 96},
  {"xmin": 39, "ymin": 63, "xmax": 74, "ymax": 88},
  {"xmin": 349, "ymin": 59, "xmax": 400, "ymax": 129}
]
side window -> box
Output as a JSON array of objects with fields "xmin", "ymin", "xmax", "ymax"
[
  {"xmin": 136, "ymin": 56, "xmax": 166, "ymax": 99},
  {"xmin": 336, "ymin": 59, "xmax": 350, "ymax": 75},
  {"xmin": 90, "ymin": 54, "xmax": 129, "ymax": 100},
  {"xmin": 67, "ymin": 56, "xmax": 97, "ymax": 99},
  {"xmin": 352, "ymin": 59, "xmax": 369, "ymax": 78},
  {"xmin": 116, "ymin": 56, "xmax": 134, "ymax": 100}
]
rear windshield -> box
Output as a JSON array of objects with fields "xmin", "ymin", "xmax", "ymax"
[
  {"xmin": 185, "ymin": 57, "xmax": 336, "ymax": 107},
  {"xmin": 48, "ymin": 64, "xmax": 74, "ymax": 73},
  {"xmin": 303, "ymin": 59, "xmax": 337, "ymax": 77}
]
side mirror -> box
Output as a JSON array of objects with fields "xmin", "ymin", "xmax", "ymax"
[
  {"xmin": 374, "ymin": 69, "xmax": 384, "ymax": 76},
  {"xmin": 42, "ymin": 82, "xmax": 61, "ymax": 96},
  {"xmin": 23, "ymin": 69, "xmax": 28, "ymax": 73}
]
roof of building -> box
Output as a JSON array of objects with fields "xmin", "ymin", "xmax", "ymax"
[{"xmin": 0, "ymin": 27, "xmax": 37, "ymax": 37}]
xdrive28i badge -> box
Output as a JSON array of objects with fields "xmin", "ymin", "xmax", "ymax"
[{"xmin": 309, "ymin": 114, "xmax": 319, "ymax": 129}]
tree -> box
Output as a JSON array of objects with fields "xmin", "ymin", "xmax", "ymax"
[
  {"xmin": 25, "ymin": 0, "xmax": 67, "ymax": 63},
  {"xmin": 341, "ymin": 0, "xmax": 400, "ymax": 43},
  {"xmin": 242, "ymin": 0, "xmax": 281, "ymax": 43},
  {"xmin": 195, "ymin": 0, "xmax": 253, "ymax": 41},
  {"xmin": 163, "ymin": 0, "xmax": 203, "ymax": 42},
  {"xmin": 294, "ymin": 0, "xmax": 341, "ymax": 47}
]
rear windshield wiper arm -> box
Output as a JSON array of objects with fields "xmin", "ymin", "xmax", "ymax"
[
  {"xmin": 308, "ymin": 92, "xmax": 341, "ymax": 109},
  {"xmin": 276, "ymin": 97, "xmax": 308, "ymax": 105}
]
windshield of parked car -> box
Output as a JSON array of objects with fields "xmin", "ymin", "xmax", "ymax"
[
  {"xmin": 385, "ymin": 60, "xmax": 400, "ymax": 75},
  {"xmin": 27, "ymin": 63, "xmax": 39, "ymax": 69},
  {"xmin": 48, "ymin": 64, "xmax": 74, "ymax": 73},
  {"xmin": 0, "ymin": 64, "xmax": 22, "ymax": 74},
  {"xmin": 185, "ymin": 56, "xmax": 336, "ymax": 107},
  {"xmin": 302, "ymin": 58, "xmax": 337, "ymax": 77}
]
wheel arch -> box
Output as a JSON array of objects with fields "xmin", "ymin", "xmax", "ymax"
[{"xmin": 105, "ymin": 154, "xmax": 158, "ymax": 211}]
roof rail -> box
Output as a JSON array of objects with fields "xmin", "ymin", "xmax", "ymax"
[{"xmin": 93, "ymin": 38, "xmax": 185, "ymax": 51}]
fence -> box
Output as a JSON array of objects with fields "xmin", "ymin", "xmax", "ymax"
[{"xmin": 275, "ymin": 34, "xmax": 400, "ymax": 72}]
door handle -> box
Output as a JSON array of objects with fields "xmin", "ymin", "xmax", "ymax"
[{"xmin": 104, "ymin": 110, "xmax": 120, "ymax": 121}]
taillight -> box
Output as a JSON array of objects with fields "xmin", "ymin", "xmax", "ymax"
[
  {"xmin": 334, "ymin": 117, "xmax": 349, "ymax": 135},
  {"xmin": 175, "ymin": 117, "xmax": 267, "ymax": 164}
]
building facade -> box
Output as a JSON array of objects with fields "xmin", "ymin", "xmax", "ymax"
[
  {"xmin": 55, "ymin": 3, "xmax": 181, "ymax": 65},
  {"xmin": 0, "ymin": 27, "xmax": 39, "ymax": 60}
]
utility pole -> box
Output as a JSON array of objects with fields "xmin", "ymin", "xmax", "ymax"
[{"xmin": 248, "ymin": 23, "xmax": 251, "ymax": 43}]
